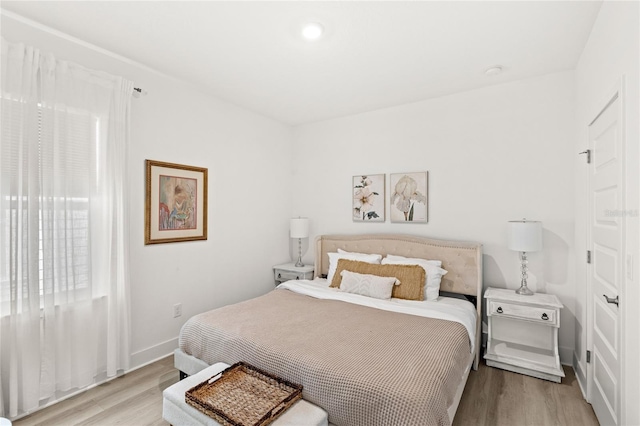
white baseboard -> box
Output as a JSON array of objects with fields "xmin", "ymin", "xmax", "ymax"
[{"xmin": 130, "ymin": 337, "xmax": 178, "ymax": 369}]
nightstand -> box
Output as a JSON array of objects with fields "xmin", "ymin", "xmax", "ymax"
[
  {"xmin": 484, "ymin": 287, "xmax": 565, "ymax": 383},
  {"xmin": 273, "ymin": 263, "xmax": 315, "ymax": 285}
]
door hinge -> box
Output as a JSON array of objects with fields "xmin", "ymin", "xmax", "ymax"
[
  {"xmin": 587, "ymin": 250, "xmax": 592, "ymax": 264},
  {"xmin": 587, "ymin": 350, "xmax": 591, "ymax": 363},
  {"xmin": 579, "ymin": 149, "xmax": 591, "ymax": 164}
]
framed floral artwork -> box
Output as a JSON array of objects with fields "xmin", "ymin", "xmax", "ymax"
[
  {"xmin": 145, "ymin": 160, "xmax": 208, "ymax": 244},
  {"xmin": 390, "ymin": 172, "xmax": 428, "ymax": 223},
  {"xmin": 353, "ymin": 174, "xmax": 385, "ymax": 222}
]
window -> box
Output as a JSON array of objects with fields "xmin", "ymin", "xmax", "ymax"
[{"xmin": 0, "ymin": 97, "xmax": 99, "ymax": 310}]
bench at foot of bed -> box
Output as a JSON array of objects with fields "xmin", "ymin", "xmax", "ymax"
[{"xmin": 163, "ymin": 362, "xmax": 329, "ymax": 426}]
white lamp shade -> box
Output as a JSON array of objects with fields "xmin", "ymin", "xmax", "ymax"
[
  {"xmin": 507, "ymin": 220, "xmax": 542, "ymax": 252},
  {"xmin": 290, "ymin": 218, "xmax": 309, "ymax": 238}
]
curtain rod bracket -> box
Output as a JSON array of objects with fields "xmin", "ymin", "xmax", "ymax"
[{"xmin": 132, "ymin": 87, "xmax": 147, "ymax": 98}]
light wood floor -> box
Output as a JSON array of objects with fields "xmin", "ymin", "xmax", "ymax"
[
  {"xmin": 453, "ymin": 362, "xmax": 598, "ymax": 426},
  {"xmin": 13, "ymin": 356, "xmax": 598, "ymax": 426},
  {"xmin": 13, "ymin": 356, "xmax": 179, "ymax": 426}
]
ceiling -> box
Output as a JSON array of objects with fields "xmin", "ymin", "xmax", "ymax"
[{"xmin": 1, "ymin": 1, "xmax": 602, "ymax": 126}]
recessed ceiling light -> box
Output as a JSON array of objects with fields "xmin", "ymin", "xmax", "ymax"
[
  {"xmin": 485, "ymin": 66, "xmax": 503, "ymax": 76},
  {"xmin": 302, "ymin": 22, "xmax": 324, "ymax": 41}
]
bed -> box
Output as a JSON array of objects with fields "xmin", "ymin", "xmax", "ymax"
[{"xmin": 175, "ymin": 234, "xmax": 483, "ymax": 426}]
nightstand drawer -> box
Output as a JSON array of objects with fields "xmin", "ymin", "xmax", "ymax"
[
  {"xmin": 489, "ymin": 301, "xmax": 558, "ymax": 326},
  {"xmin": 273, "ymin": 263, "xmax": 315, "ymax": 285},
  {"xmin": 274, "ymin": 269, "xmax": 305, "ymax": 282}
]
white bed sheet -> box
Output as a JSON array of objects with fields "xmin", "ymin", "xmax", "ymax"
[{"xmin": 277, "ymin": 278, "xmax": 477, "ymax": 353}]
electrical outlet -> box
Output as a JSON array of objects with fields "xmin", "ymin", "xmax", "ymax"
[{"xmin": 173, "ymin": 303, "xmax": 182, "ymax": 318}]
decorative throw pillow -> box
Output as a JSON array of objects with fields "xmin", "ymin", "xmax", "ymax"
[
  {"xmin": 330, "ymin": 259, "xmax": 426, "ymax": 301},
  {"xmin": 326, "ymin": 251, "xmax": 382, "ymax": 284},
  {"xmin": 381, "ymin": 255, "xmax": 448, "ymax": 301},
  {"xmin": 338, "ymin": 270, "xmax": 399, "ymax": 300}
]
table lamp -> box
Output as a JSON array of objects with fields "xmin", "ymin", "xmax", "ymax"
[
  {"xmin": 508, "ymin": 219, "xmax": 542, "ymax": 295},
  {"xmin": 290, "ymin": 218, "xmax": 309, "ymax": 267}
]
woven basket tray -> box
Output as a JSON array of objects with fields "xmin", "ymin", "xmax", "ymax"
[{"xmin": 185, "ymin": 362, "xmax": 303, "ymax": 426}]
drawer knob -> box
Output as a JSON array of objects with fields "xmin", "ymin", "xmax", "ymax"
[
  {"xmin": 277, "ymin": 273, "xmax": 282, "ymax": 278},
  {"xmin": 496, "ymin": 307, "xmax": 503, "ymax": 314},
  {"xmin": 541, "ymin": 313, "xmax": 549, "ymax": 321},
  {"xmin": 296, "ymin": 276, "xmax": 300, "ymax": 280}
]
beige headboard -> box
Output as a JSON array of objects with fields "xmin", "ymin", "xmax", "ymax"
[
  {"xmin": 314, "ymin": 233, "xmax": 483, "ymax": 369},
  {"xmin": 314, "ymin": 234, "xmax": 482, "ymax": 296}
]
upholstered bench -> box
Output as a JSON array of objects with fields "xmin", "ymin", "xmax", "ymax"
[{"xmin": 163, "ymin": 362, "xmax": 329, "ymax": 426}]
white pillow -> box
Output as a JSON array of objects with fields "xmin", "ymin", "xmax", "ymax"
[
  {"xmin": 381, "ymin": 255, "xmax": 447, "ymax": 301},
  {"xmin": 338, "ymin": 270, "xmax": 399, "ymax": 300},
  {"xmin": 327, "ymin": 250, "xmax": 382, "ymax": 283}
]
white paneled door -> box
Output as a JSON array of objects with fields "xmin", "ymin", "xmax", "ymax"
[{"xmin": 587, "ymin": 91, "xmax": 624, "ymax": 426}]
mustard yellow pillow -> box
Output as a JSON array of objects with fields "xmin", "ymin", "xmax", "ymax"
[{"xmin": 330, "ymin": 259, "xmax": 426, "ymax": 301}]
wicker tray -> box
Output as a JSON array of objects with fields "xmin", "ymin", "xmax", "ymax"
[{"xmin": 185, "ymin": 362, "xmax": 303, "ymax": 426}]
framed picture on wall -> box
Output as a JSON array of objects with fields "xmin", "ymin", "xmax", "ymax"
[
  {"xmin": 145, "ymin": 160, "xmax": 208, "ymax": 244},
  {"xmin": 390, "ymin": 172, "xmax": 428, "ymax": 223},
  {"xmin": 353, "ymin": 174, "xmax": 385, "ymax": 222}
]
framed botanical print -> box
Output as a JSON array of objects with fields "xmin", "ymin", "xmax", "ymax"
[
  {"xmin": 353, "ymin": 174, "xmax": 385, "ymax": 222},
  {"xmin": 390, "ymin": 172, "xmax": 428, "ymax": 223},
  {"xmin": 145, "ymin": 160, "xmax": 208, "ymax": 244}
]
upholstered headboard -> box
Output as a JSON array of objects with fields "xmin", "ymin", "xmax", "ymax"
[
  {"xmin": 314, "ymin": 233, "xmax": 483, "ymax": 369},
  {"xmin": 314, "ymin": 234, "xmax": 482, "ymax": 296}
]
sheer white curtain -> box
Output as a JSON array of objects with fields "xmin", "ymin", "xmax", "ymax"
[{"xmin": 0, "ymin": 38, "xmax": 132, "ymax": 419}]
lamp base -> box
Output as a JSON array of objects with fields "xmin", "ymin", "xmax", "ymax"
[
  {"xmin": 515, "ymin": 251, "xmax": 534, "ymax": 295},
  {"xmin": 515, "ymin": 285, "xmax": 534, "ymax": 295},
  {"xmin": 295, "ymin": 238, "xmax": 304, "ymax": 267}
]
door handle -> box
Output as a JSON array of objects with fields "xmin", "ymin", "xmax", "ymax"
[{"xmin": 603, "ymin": 294, "xmax": 619, "ymax": 306}]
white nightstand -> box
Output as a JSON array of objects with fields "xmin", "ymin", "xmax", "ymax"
[
  {"xmin": 484, "ymin": 287, "xmax": 565, "ymax": 383},
  {"xmin": 273, "ymin": 263, "xmax": 315, "ymax": 285}
]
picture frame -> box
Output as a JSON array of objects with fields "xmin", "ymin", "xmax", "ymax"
[
  {"xmin": 145, "ymin": 160, "xmax": 208, "ymax": 244},
  {"xmin": 390, "ymin": 172, "xmax": 428, "ymax": 223},
  {"xmin": 353, "ymin": 174, "xmax": 385, "ymax": 222}
]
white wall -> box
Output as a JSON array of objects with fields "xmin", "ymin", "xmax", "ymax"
[
  {"xmin": 292, "ymin": 72, "xmax": 577, "ymax": 363},
  {"xmin": 1, "ymin": 14, "xmax": 294, "ymax": 368},
  {"xmin": 574, "ymin": 1, "xmax": 640, "ymax": 424}
]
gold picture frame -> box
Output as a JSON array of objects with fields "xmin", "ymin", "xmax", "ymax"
[{"xmin": 145, "ymin": 160, "xmax": 208, "ymax": 244}]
